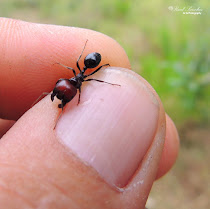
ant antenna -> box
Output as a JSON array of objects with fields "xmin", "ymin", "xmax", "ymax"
[
  {"xmin": 32, "ymin": 92, "xmax": 50, "ymax": 107},
  {"xmin": 53, "ymin": 109, "xmax": 63, "ymax": 129},
  {"xmin": 76, "ymin": 39, "xmax": 88, "ymax": 72}
]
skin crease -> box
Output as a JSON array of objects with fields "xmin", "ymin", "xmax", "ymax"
[{"xmin": 0, "ymin": 18, "xmax": 179, "ymax": 209}]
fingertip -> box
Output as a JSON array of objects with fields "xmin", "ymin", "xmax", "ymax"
[
  {"xmin": 156, "ymin": 114, "xmax": 180, "ymax": 179},
  {"xmin": 0, "ymin": 18, "xmax": 130, "ymax": 120},
  {"xmin": 0, "ymin": 67, "xmax": 167, "ymax": 208}
]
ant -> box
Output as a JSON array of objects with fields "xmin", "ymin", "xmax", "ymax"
[{"xmin": 51, "ymin": 40, "xmax": 120, "ymax": 127}]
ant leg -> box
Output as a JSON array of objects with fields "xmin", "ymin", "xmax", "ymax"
[
  {"xmin": 54, "ymin": 63, "xmax": 77, "ymax": 77},
  {"xmin": 54, "ymin": 101, "xmax": 65, "ymax": 129},
  {"xmin": 77, "ymin": 87, "xmax": 81, "ymax": 105},
  {"xmin": 51, "ymin": 92, "xmax": 56, "ymax": 102},
  {"xmin": 58, "ymin": 100, "xmax": 66, "ymax": 109},
  {"xmin": 76, "ymin": 40, "xmax": 88, "ymax": 72},
  {"xmin": 54, "ymin": 109, "xmax": 63, "ymax": 129},
  {"xmin": 32, "ymin": 92, "xmax": 50, "ymax": 107},
  {"xmin": 84, "ymin": 78, "xmax": 120, "ymax": 86},
  {"xmin": 84, "ymin": 64, "xmax": 110, "ymax": 78}
]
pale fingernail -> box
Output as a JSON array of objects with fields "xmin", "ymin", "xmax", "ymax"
[{"xmin": 56, "ymin": 68, "xmax": 159, "ymax": 188}]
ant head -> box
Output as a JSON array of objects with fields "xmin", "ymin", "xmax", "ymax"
[{"xmin": 84, "ymin": 52, "xmax": 101, "ymax": 69}]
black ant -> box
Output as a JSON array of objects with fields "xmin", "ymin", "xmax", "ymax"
[{"xmin": 51, "ymin": 40, "xmax": 120, "ymax": 127}]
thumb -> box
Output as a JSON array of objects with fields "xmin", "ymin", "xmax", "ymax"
[{"xmin": 0, "ymin": 68, "xmax": 165, "ymax": 209}]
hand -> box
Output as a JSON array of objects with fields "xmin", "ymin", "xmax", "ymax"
[{"xmin": 0, "ymin": 18, "xmax": 179, "ymax": 209}]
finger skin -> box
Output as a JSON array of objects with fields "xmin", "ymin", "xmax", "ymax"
[{"xmin": 0, "ymin": 18, "xmax": 130, "ymax": 120}]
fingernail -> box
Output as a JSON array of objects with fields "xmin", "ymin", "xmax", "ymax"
[{"xmin": 56, "ymin": 68, "xmax": 159, "ymax": 188}]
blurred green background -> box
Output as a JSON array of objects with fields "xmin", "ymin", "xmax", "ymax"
[{"xmin": 1, "ymin": 0, "xmax": 209, "ymax": 208}]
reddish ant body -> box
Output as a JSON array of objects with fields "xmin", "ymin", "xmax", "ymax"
[{"xmin": 51, "ymin": 40, "xmax": 120, "ymax": 127}]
